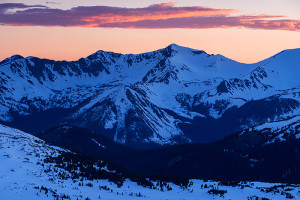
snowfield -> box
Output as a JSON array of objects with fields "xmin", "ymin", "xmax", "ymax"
[{"xmin": 0, "ymin": 124, "xmax": 299, "ymax": 200}]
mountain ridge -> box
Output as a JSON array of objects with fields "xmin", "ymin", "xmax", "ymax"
[
  {"xmin": 1, "ymin": 44, "xmax": 300, "ymax": 147},
  {"xmin": 6, "ymin": 43, "xmax": 300, "ymax": 64}
]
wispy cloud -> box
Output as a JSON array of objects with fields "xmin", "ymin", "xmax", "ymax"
[
  {"xmin": 46, "ymin": 1, "xmax": 61, "ymax": 5},
  {"xmin": 101, "ymin": 15, "xmax": 300, "ymax": 32},
  {"xmin": 0, "ymin": 2, "xmax": 299, "ymax": 31}
]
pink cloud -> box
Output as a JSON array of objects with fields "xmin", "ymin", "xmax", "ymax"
[
  {"xmin": 149, "ymin": 2, "xmax": 178, "ymax": 8},
  {"xmin": 0, "ymin": 3, "xmax": 299, "ymax": 31}
]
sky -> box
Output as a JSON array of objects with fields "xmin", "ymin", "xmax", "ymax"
[{"xmin": 0, "ymin": 0, "xmax": 300, "ymax": 63}]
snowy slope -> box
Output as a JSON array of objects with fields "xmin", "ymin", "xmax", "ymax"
[
  {"xmin": 0, "ymin": 44, "xmax": 300, "ymax": 145},
  {"xmin": 240, "ymin": 115, "xmax": 300, "ymax": 144},
  {"xmin": 1, "ymin": 124, "xmax": 299, "ymax": 200}
]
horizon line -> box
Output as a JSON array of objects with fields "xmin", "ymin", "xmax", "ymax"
[{"xmin": 2, "ymin": 43, "xmax": 299, "ymax": 65}]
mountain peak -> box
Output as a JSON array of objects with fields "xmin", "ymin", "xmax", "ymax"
[
  {"xmin": 163, "ymin": 44, "xmax": 210, "ymax": 56},
  {"xmin": 166, "ymin": 43, "xmax": 188, "ymax": 51},
  {"xmin": 257, "ymin": 47, "xmax": 300, "ymax": 65},
  {"xmin": 0, "ymin": 54, "xmax": 24, "ymax": 66},
  {"xmin": 274, "ymin": 48, "xmax": 300, "ymax": 58},
  {"xmin": 10, "ymin": 54, "xmax": 24, "ymax": 61},
  {"xmin": 167, "ymin": 43, "xmax": 181, "ymax": 48},
  {"xmin": 158, "ymin": 43, "xmax": 196, "ymax": 57}
]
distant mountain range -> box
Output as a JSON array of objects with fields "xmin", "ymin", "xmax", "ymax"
[{"xmin": 1, "ymin": 44, "xmax": 300, "ymax": 147}]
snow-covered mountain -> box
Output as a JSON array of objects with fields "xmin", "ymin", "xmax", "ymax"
[
  {"xmin": 1, "ymin": 124, "xmax": 299, "ymax": 200},
  {"xmin": 1, "ymin": 44, "xmax": 300, "ymax": 146}
]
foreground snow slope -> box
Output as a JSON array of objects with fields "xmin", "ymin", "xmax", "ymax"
[{"xmin": 0, "ymin": 124, "xmax": 299, "ymax": 200}]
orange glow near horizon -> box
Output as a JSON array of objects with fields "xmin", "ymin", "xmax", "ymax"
[{"xmin": 1, "ymin": 26, "xmax": 300, "ymax": 64}]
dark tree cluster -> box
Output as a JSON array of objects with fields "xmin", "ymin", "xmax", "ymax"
[
  {"xmin": 44, "ymin": 152, "xmax": 125, "ymax": 187},
  {"xmin": 43, "ymin": 151, "xmax": 191, "ymax": 191},
  {"xmin": 207, "ymin": 188, "xmax": 227, "ymax": 197},
  {"xmin": 33, "ymin": 185, "xmax": 71, "ymax": 200}
]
